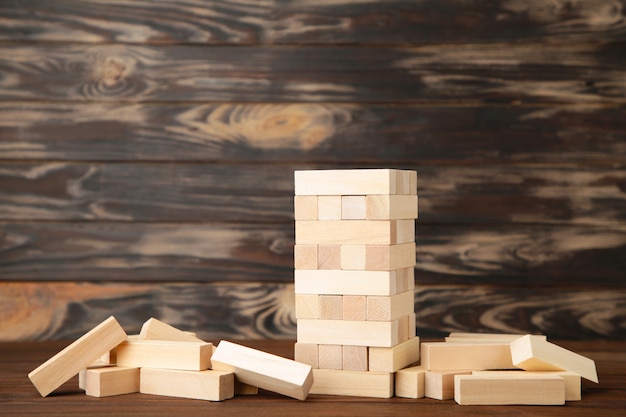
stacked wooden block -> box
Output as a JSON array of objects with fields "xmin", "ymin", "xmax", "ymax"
[{"xmin": 293, "ymin": 169, "xmax": 420, "ymax": 398}]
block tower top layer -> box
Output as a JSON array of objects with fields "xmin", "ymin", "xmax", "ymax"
[{"xmin": 295, "ymin": 169, "xmax": 417, "ymax": 196}]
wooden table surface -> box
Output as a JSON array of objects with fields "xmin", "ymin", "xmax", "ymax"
[{"xmin": 1, "ymin": 339, "xmax": 624, "ymax": 417}]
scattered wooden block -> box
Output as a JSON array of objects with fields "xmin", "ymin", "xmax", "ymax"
[
  {"xmin": 297, "ymin": 318, "xmax": 405, "ymax": 347},
  {"xmin": 234, "ymin": 378, "xmax": 259, "ymax": 395},
  {"xmin": 341, "ymin": 195, "xmax": 366, "ymax": 219},
  {"xmin": 294, "ymin": 343, "xmax": 319, "ymax": 368},
  {"xmin": 342, "ymin": 345, "xmax": 368, "ymax": 372},
  {"xmin": 366, "ymin": 195, "xmax": 418, "ymax": 220},
  {"xmin": 395, "ymin": 365, "xmax": 426, "ymax": 399},
  {"xmin": 28, "ymin": 316, "xmax": 127, "ymax": 397},
  {"xmin": 367, "ymin": 290, "xmax": 414, "ymax": 321},
  {"xmin": 318, "ymin": 344, "xmax": 343, "ymax": 370},
  {"xmin": 454, "ymin": 374, "xmax": 565, "ymax": 405},
  {"xmin": 318, "ymin": 295, "xmax": 343, "ymax": 320},
  {"xmin": 446, "ymin": 332, "xmax": 547, "ymax": 343},
  {"xmin": 310, "ymin": 369, "xmax": 394, "ymax": 398},
  {"xmin": 84, "ymin": 366, "xmax": 140, "ymax": 398},
  {"xmin": 369, "ymin": 336, "xmax": 420, "ymax": 372},
  {"xmin": 294, "ymin": 196, "xmax": 318, "ymax": 220},
  {"xmin": 425, "ymin": 369, "xmax": 472, "ymax": 400},
  {"xmin": 115, "ymin": 340, "xmax": 212, "ymax": 371},
  {"xmin": 294, "ymin": 244, "xmax": 318, "ymax": 270},
  {"xmin": 138, "ymin": 317, "xmax": 204, "ymax": 343},
  {"xmin": 420, "ymin": 342, "xmax": 516, "ymax": 371},
  {"xmin": 511, "ymin": 335, "xmax": 598, "ymax": 383},
  {"xmin": 78, "ymin": 363, "xmax": 113, "ymax": 390},
  {"xmin": 211, "ymin": 340, "xmax": 313, "ymax": 400},
  {"xmin": 318, "ymin": 244, "xmax": 341, "ymax": 270},
  {"xmin": 295, "ymin": 268, "xmax": 413, "ymax": 296},
  {"xmin": 294, "ymin": 169, "xmax": 415, "ymax": 196},
  {"xmin": 317, "ymin": 196, "xmax": 342, "ymax": 220},
  {"xmin": 295, "ymin": 294, "xmax": 319, "ymax": 319},
  {"xmin": 140, "ymin": 368, "xmax": 234, "ymax": 401},
  {"xmin": 295, "ymin": 220, "xmax": 414, "ymax": 245},
  {"xmin": 472, "ymin": 370, "xmax": 581, "ymax": 401},
  {"xmin": 342, "ymin": 295, "xmax": 367, "ymax": 321}
]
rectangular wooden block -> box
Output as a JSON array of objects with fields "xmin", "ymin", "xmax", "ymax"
[
  {"xmin": 511, "ymin": 334, "xmax": 598, "ymax": 383},
  {"xmin": 341, "ymin": 243, "xmax": 415, "ymax": 271},
  {"xmin": 340, "ymin": 244, "xmax": 366, "ymax": 270},
  {"xmin": 294, "ymin": 343, "xmax": 319, "ymax": 369},
  {"xmin": 472, "ymin": 370, "xmax": 581, "ymax": 401},
  {"xmin": 140, "ymin": 368, "xmax": 234, "ymax": 401},
  {"xmin": 454, "ymin": 374, "xmax": 565, "ymax": 405},
  {"xmin": 319, "ymin": 295, "xmax": 343, "ymax": 320},
  {"xmin": 318, "ymin": 244, "xmax": 341, "ymax": 270},
  {"xmin": 295, "ymin": 220, "xmax": 414, "ymax": 245},
  {"xmin": 342, "ymin": 295, "xmax": 367, "ymax": 321},
  {"xmin": 234, "ymin": 378, "xmax": 259, "ymax": 395},
  {"xmin": 295, "ymin": 169, "xmax": 415, "ymax": 196},
  {"xmin": 28, "ymin": 316, "xmax": 127, "ymax": 397},
  {"xmin": 139, "ymin": 317, "xmax": 204, "ymax": 342},
  {"xmin": 342, "ymin": 345, "xmax": 368, "ymax": 372},
  {"xmin": 115, "ymin": 340, "xmax": 212, "ymax": 371},
  {"xmin": 369, "ymin": 336, "xmax": 420, "ymax": 372},
  {"xmin": 84, "ymin": 366, "xmax": 140, "ymax": 398},
  {"xmin": 79, "ymin": 363, "xmax": 113, "ymax": 390},
  {"xmin": 367, "ymin": 290, "xmax": 414, "ymax": 321},
  {"xmin": 421, "ymin": 342, "xmax": 516, "ymax": 371},
  {"xmin": 425, "ymin": 369, "xmax": 472, "ymax": 400},
  {"xmin": 294, "ymin": 244, "xmax": 318, "ymax": 270},
  {"xmin": 297, "ymin": 318, "xmax": 403, "ymax": 347},
  {"xmin": 446, "ymin": 332, "xmax": 547, "ymax": 343},
  {"xmin": 310, "ymin": 369, "xmax": 394, "ymax": 398},
  {"xmin": 317, "ymin": 195, "xmax": 342, "ymax": 220},
  {"xmin": 318, "ymin": 344, "xmax": 343, "ymax": 370},
  {"xmin": 395, "ymin": 365, "xmax": 425, "ymax": 399},
  {"xmin": 295, "ymin": 294, "xmax": 319, "ymax": 319},
  {"xmin": 211, "ymin": 340, "xmax": 313, "ymax": 400},
  {"xmin": 366, "ymin": 195, "xmax": 419, "ymax": 220},
  {"xmin": 341, "ymin": 195, "xmax": 366, "ymax": 219},
  {"xmin": 295, "ymin": 268, "xmax": 413, "ymax": 296},
  {"xmin": 294, "ymin": 195, "xmax": 318, "ymax": 220}
]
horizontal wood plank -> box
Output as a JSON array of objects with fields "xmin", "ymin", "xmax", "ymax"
[
  {"xmin": 1, "ymin": 0, "xmax": 625, "ymax": 45},
  {"xmin": 1, "ymin": 44, "xmax": 625, "ymax": 103}
]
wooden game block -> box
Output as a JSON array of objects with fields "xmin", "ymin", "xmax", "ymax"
[
  {"xmin": 84, "ymin": 366, "xmax": 140, "ymax": 398},
  {"xmin": 310, "ymin": 369, "xmax": 394, "ymax": 398},
  {"xmin": 342, "ymin": 345, "xmax": 368, "ymax": 371},
  {"xmin": 295, "ymin": 268, "xmax": 413, "ymax": 296},
  {"xmin": 511, "ymin": 335, "xmax": 598, "ymax": 383},
  {"xmin": 295, "ymin": 220, "xmax": 414, "ymax": 245},
  {"xmin": 409, "ymin": 170, "xmax": 417, "ymax": 195},
  {"xmin": 317, "ymin": 195, "xmax": 342, "ymax": 220},
  {"xmin": 408, "ymin": 312, "xmax": 416, "ymax": 338},
  {"xmin": 319, "ymin": 295, "xmax": 343, "ymax": 320},
  {"xmin": 89, "ymin": 349, "xmax": 116, "ymax": 366},
  {"xmin": 341, "ymin": 195, "xmax": 366, "ymax": 219},
  {"xmin": 234, "ymin": 378, "xmax": 259, "ymax": 395},
  {"xmin": 140, "ymin": 368, "xmax": 234, "ymax": 401},
  {"xmin": 369, "ymin": 336, "xmax": 420, "ymax": 372},
  {"xmin": 446, "ymin": 332, "xmax": 547, "ymax": 343},
  {"xmin": 454, "ymin": 374, "xmax": 565, "ymax": 405},
  {"xmin": 341, "ymin": 243, "xmax": 415, "ymax": 271},
  {"xmin": 472, "ymin": 370, "xmax": 581, "ymax": 401},
  {"xmin": 421, "ymin": 342, "xmax": 516, "ymax": 371},
  {"xmin": 395, "ymin": 365, "xmax": 425, "ymax": 398},
  {"xmin": 340, "ymin": 245, "xmax": 366, "ymax": 270},
  {"xmin": 28, "ymin": 316, "xmax": 127, "ymax": 397},
  {"xmin": 294, "ymin": 343, "xmax": 319, "ymax": 368},
  {"xmin": 318, "ymin": 345, "xmax": 343, "ymax": 370},
  {"xmin": 366, "ymin": 195, "xmax": 418, "ymax": 220},
  {"xmin": 294, "ymin": 244, "xmax": 318, "ymax": 270},
  {"xmin": 297, "ymin": 318, "xmax": 402, "ymax": 347},
  {"xmin": 342, "ymin": 295, "xmax": 367, "ymax": 321},
  {"xmin": 116, "ymin": 340, "xmax": 212, "ymax": 371},
  {"xmin": 397, "ymin": 314, "xmax": 410, "ymax": 342},
  {"xmin": 367, "ymin": 290, "xmax": 414, "ymax": 321},
  {"xmin": 211, "ymin": 340, "xmax": 313, "ymax": 400},
  {"xmin": 138, "ymin": 317, "xmax": 204, "ymax": 343},
  {"xmin": 425, "ymin": 369, "xmax": 472, "ymax": 400},
  {"xmin": 396, "ymin": 170, "xmax": 417, "ymax": 195},
  {"xmin": 295, "ymin": 294, "xmax": 319, "ymax": 319},
  {"xmin": 318, "ymin": 244, "xmax": 341, "ymax": 270},
  {"xmin": 295, "ymin": 169, "xmax": 408, "ymax": 196},
  {"xmin": 294, "ymin": 196, "xmax": 318, "ymax": 220},
  {"xmin": 78, "ymin": 363, "xmax": 113, "ymax": 390}
]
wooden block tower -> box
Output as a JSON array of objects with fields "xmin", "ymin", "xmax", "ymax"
[{"xmin": 293, "ymin": 169, "xmax": 419, "ymax": 398}]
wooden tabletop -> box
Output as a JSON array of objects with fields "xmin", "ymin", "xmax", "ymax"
[{"xmin": 1, "ymin": 339, "xmax": 624, "ymax": 417}]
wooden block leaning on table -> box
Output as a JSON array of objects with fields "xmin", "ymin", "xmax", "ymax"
[
  {"xmin": 425, "ymin": 369, "xmax": 473, "ymax": 400},
  {"xmin": 140, "ymin": 368, "xmax": 234, "ymax": 401},
  {"xmin": 369, "ymin": 336, "xmax": 420, "ymax": 372},
  {"xmin": 294, "ymin": 169, "xmax": 416, "ymax": 196},
  {"xmin": 472, "ymin": 370, "xmax": 581, "ymax": 401},
  {"xmin": 454, "ymin": 374, "xmax": 565, "ymax": 405},
  {"xmin": 421, "ymin": 342, "xmax": 517, "ymax": 371},
  {"xmin": 138, "ymin": 317, "xmax": 204, "ymax": 342},
  {"xmin": 84, "ymin": 366, "xmax": 140, "ymax": 398},
  {"xmin": 115, "ymin": 340, "xmax": 212, "ymax": 371},
  {"xmin": 310, "ymin": 369, "xmax": 394, "ymax": 398}
]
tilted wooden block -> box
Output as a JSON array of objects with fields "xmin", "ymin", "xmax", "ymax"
[
  {"xmin": 425, "ymin": 369, "xmax": 472, "ymax": 400},
  {"xmin": 211, "ymin": 340, "xmax": 313, "ymax": 400},
  {"xmin": 295, "ymin": 169, "xmax": 415, "ymax": 196},
  {"xmin": 341, "ymin": 195, "xmax": 366, "ymax": 219},
  {"xmin": 317, "ymin": 196, "xmax": 342, "ymax": 220},
  {"xmin": 295, "ymin": 268, "xmax": 414, "ymax": 296},
  {"xmin": 294, "ymin": 244, "xmax": 318, "ymax": 270},
  {"xmin": 116, "ymin": 340, "xmax": 212, "ymax": 371},
  {"xmin": 342, "ymin": 295, "xmax": 367, "ymax": 321},
  {"xmin": 84, "ymin": 366, "xmax": 140, "ymax": 398},
  {"xmin": 310, "ymin": 369, "xmax": 394, "ymax": 398},
  {"xmin": 341, "ymin": 243, "xmax": 415, "ymax": 271},
  {"xmin": 395, "ymin": 365, "xmax": 426, "ymax": 399},
  {"xmin": 139, "ymin": 317, "xmax": 204, "ymax": 342},
  {"xmin": 454, "ymin": 374, "xmax": 565, "ymax": 405},
  {"xmin": 446, "ymin": 332, "xmax": 547, "ymax": 343},
  {"xmin": 472, "ymin": 370, "xmax": 581, "ymax": 401},
  {"xmin": 28, "ymin": 316, "xmax": 127, "ymax": 397},
  {"xmin": 295, "ymin": 294, "xmax": 319, "ymax": 319},
  {"xmin": 294, "ymin": 343, "xmax": 319, "ymax": 369},
  {"xmin": 367, "ymin": 290, "xmax": 415, "ymax": 321},
  {"xmin": 318, "ymin": 344, "xmax": 342, "ymax": 370},
  {"xmin": 297, "ymin": 318, "xmax": 406, "ymax": 347},
  {"xmin": 366, "ymin": 195, "xmax": 418, "ymax": 220},
  {"xmin": 294, "ymin": 195, "xmax": 318, "ymax": 220},
  {"xmin": 318, "ymin": 244, "xmax": 341, "ymax": 270},
  {"xmin": 141, "ymin": 368, "xmax": 234, "ymax": 401},
  {"xmin": 295, "ymin": 220, "xmax": 414, "ymax": 245},
  {"xmin": 510, "ymin": 335, "xmax": 598, "ymax": 383},
  {"xmin": 318, "ymin": 295, "xmax": 343, "ymax": 320},
  {"xmin": 369, "ymin": 336, "xmax": 420, "ymax": 372},
  {"xmin": 421, "ymin": 342, "xmax": 516, "ymax": 371},
  {"xmin": 342, "ymin": 345, "xmax": 368, "ymax": 372}
]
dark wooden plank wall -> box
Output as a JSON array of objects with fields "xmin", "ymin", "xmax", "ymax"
[{"xmin": 0, "ymin": 0, "xmax": 625, "ymax": 341}]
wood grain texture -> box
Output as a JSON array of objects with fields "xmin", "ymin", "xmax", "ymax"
[{"xmin": 1, "ymin": 43, "xmax": 625, "ymax": 103}]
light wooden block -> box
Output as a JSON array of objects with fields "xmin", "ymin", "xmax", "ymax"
[
  {"xmin": 294, "ymin": 343, "xmax": 319, "ymax": 368},
  {"xmin": 297, "ymin": 318, "xmax": 402, "ymax": 347},
  {"xmin": 294, "ymin": 195, "xmax": 318, "ymax": 220},
  {"xmin": 342, "ymin": 345, "xmax": 368, "ymax": 371},
  {"xmin": 295, "ymin": 268, "xmax": 413, "ymax": 296},
  {"xmin": 139, "ymin": 317, "xmax": 204, "ymax": 343},
  {"xmin": 366, "ymin": 243, "xmax": 416, "ymax": 271},
  {"xmin": 141, "ymin": 368, "xmax": 234, "ymax": 401},
  {"xmin": 211, "ymin": 340, "xmax": 313, "ymax": 400},
  {"xmin": 425, "ymin": 369, "xmax": 472, "ymax": 400},
  {"xmin": 294, "ymin": 244, "xmax": 318, "ymax": 270},
  {"xmin": 116, "ymin": 340, "xmax": 212, "ymax": 371},
  {"xmin": 395, "ymin": 365, "xmax": 425, "ymax": 399},
  {"xmin": 310, "ymin": 369, "xmax": 393, "ymax": 398},
  {"xmin": 340, "ymin": 245, "xmax": 366, "ymax": 270},
  {"xmin": 317, "ymin": 196, "xmax": 342, "ymax": 220},
  {"xmin": 295, "ymin": 220, "xmax": 414, "ymax": 245},
  {"xmin": 342, "ymin": 295, "xmax": 367, "ymax": 321},
  {"xmin": 28, "ymin": 316, "xmax": 127, "ymax": 397},
  {"xmin": 455, "ymin": 374, "xmax": 565, "ymax": 405},
  {"xmin": 408, "ymin": 312, "xmax": 416, "ymax": 338},
  {"xmin": 409, "ymin": 170, "xmax": 417, "ymax": 195},
  {"xmin": 295, "ymin": 169, "xmax": 409, "ymax": 196},
  {"xmin": 511, "ymin": 334, "xmax": 598, "ymax": 383},
  {"xmin": 369, "ymin": 336, "xmax": 420, "ymax": 372},
  {"xmin": 421, "ymin": 342, "xmax": 516, "ymax": 371},
  {"xmin": 367, "ymin": 290, "xmax": 414, "ymax": 321},
  {"xmin": 446, "ymin": 332, "xmax": 547, "ymax": 343},
  {"xmin": 79, "ymin": 363, "xmax": 113, "ymax": 390},
  {"xmin": 234, "ymin": 378, "xmax": 259, "ymax": 395},
  {"xmin": 472, "ymin": 370, "xmax": 581, "ymax": 401},
  {"xmin": 318, "ymin": 244, "xmax": 341, "ymax": 270},
  {"xmin": 366, "ymin": 195, "xmax": 418, "ymax": 220},
  {"xmin": 394, "ymin": 219, "xmax": 415, "ymax": 245},
  {"xmin": 397, "ymin": 315, "xmax": 410, "ymax": 343},
  {"xmin": 319, "ymin": 344, "xmax": 343, "ymax": 370},
  {"xmin": 396, "ymin": 170, "xmax": 415, "ymax": 195},
  {"xmin": 84, "ymin": 366, "xmax": 140, "ymax": 398},
  {"xmin": 319, "ymin": 295, "xmax": 343, "ymax": 320},
  {"xmin": 341, "ymin": 195, "xmax": 366, "ymax": 219},
  {"xmin": 295, "ymin": 294, "xmax": 319, "ymax": 319}
]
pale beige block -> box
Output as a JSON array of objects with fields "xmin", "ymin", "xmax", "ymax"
[
  {"xmin": 116, "ymin": 340, "xmax": 212, "ymax": 371},
  {"xmin": 295, "ymin": 269, "xmax": 412, "ymax": 296},
  {"xmin": 393, "ymin": 219, "xmax": 415, "ymax": 245},
  {"xmin": 28, "ymin": 316, "xmax": 127, "ymax": 397},
  {"xmin": 511, "ymin": 335, "xmax": 598, "ymax": 383},
  {"xmin": 295, "ymin": 169, "xmax": 401, "ymax": 196},
  {"xmin": 341, "ymin": 195, "xmax": 366, "ymax": 219},
  {"xmin": 342, "ymin": 295, "xmax": 367, "ymax": 321},
  {"xmin": 318, "ymin": 244, "xmax": 341, "ymax": 270},
  {"xmin": 79, "ymin": 363, "xmax": 113, "ymax": 390},
  {"xmin": 421, "ymin": 342, "xmax": 516, "ymax": 371},
  {"xmin": 294, "ymin": 244, "xmax": 318, "ymax": 270},
  {"xmin": 397, "ymin": 314, "xmax": 410, "ymax": 343},
  {"xmin": 297, "ymin": 318, "xmax": 401, "ymax": 348},
  {"xmin": 342, "ymin": 345, "xmax": 368, "ymax": 371},
  {"xmin": 365, "ymin": 243, "xmax": 415, "ymax": 271},
  {"xmin": 295, "ymin": 294, "xmax": 319, "ymax": 319},
  {"xmin": 395, "ymin": 170, "xmax": 415, "ymax": 195},
  {"xmin": 369, "ymin": 336, "xmax": 420, "ymax": 372},
  {"xmin": 235, "ymin": 378, "xmax": 259, "ymax": 395},
  {"xmin": 472, "ymin": 370, "xmax": 581, "ymax": 401},
  {"xmin": 408, "ymin": 313, "xmax": 416, "ymax": 338},
  {"xmin": 319, "ymin": 295, "xmax": 343, "ymax": 320},
  {"xmin": 139, "ymin": 317, "xmax": 204, "ymax": 343},
  {"xmin": 395, "ymin": 365, "xmax": 425, "ymax": 399},
  {"xmin": 366, "ymin": 195, "xmax": 418, "ymax": 220},
  {"xmin": 446, "ymin": 332, "xmax": 547, "ymax": 343},
  {"xmin": 317, "ymin": 196, "xmax": 342, "ymax": 220},
  {"xmin": 141, "ymin": 368, "xmax": 234, "ymax": 401},
  {"xmin": 294, "ymin": 196, "xmax": 318, "ymax": 220},
  {"xmin": 425, "ymin": 369, "xmax": 472, "ymax": 400},
  {"xmin": 454, "ymin": 374, "xmax": 565, "ymax": 405},
  {"xmin": 409, "ymin": 170, "xmax": 417, "ymax": 195},
  {"xmin": 90, "ymin": 350, "xmax": 116, "ymax": 366},
  {"xmin": 294, "ymin": 343, "xmax": 319, "ymax": 369},
  {"xmin": 295, "ymin": 220, "xmax": 413, "ymax": 245},
  {"xmin": 340, "ymin": 245, "xmax": 366, "ymax": 270},
  {"xmin": 310, "ymin": 369, "xmax": 393, "ymax": 398},
  {"xmin": 211, "ymin": 340, "xmax": 313, "ymax": 400},
  {"xmin": 318, "ymin": 345, "xmax": 343, "ymax": 370},
  {"xmin": 84, "ymin": 366, "xmax": 140, "ymax": 398},
  {"xmin": 367, "ymin": 290, "xmax": 414, "ymax": 321}
]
